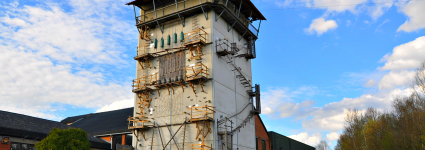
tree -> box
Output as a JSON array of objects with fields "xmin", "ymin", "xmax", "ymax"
[
  {"xmin": 316, "ymin": 140, "xmax": 331, "ymax": 150},
  {"xmin": 335, "ymin": 62, "xmax": 425, "ymax": 150},
  {"xmin": 35, "ymin": 128, "xmax": 91, "ymax": 150}
]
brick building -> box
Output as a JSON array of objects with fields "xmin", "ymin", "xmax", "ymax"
[
  {"xmin": 61, "ymin": 108, "xmax": 134, "ymax": 150},
  {"xmin": 0, "ymin": 110, "xmax": 110, "ymax": 150},
  {"xmin": 255, "ymin": 114, "xmax": 271, "ymax": 150},
  {"xmin": 0, "ymin": 108, "xmax": 136, "ymax": 150}
]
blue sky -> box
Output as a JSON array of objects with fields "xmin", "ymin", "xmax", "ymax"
[{"xmin": 1, "ymin": 0, "xmax": 425, "ymax": 148}]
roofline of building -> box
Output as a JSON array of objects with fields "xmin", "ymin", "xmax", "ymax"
[
  {"xmin": 257, "ymin": 114, "xmax": 270, "ymax": 139},
  {"xmin": 125, "ymin": 0, "xmax": 266, "ymax": 20},
  {"xmin": 0, "ymin": 110, "xmax": 59, "ymax": 124},
  {"xmin": 0, "ymin": 126, "xmax": 111, "ymax": 149},
  {"xmin": 267, "ymin": 131, "xmax": 315, "ymax": 148}
]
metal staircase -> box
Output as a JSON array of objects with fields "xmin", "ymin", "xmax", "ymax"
[{"xmin": 220, "ymin": 54, "xmax": 253, "ymax": 93}]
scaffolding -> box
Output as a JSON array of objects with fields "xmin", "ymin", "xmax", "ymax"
[
  {"xmin": 137, "ymin": 45, "xmax": 150, "ymax": 56},
  {"xmin": 184, "ymin": 28, "xmax": 207, "ymax": 60},
  {"xmin": 135, "ymin": 45, "xmax": 154, "ymax": 69},
  {"xmin": 185, "ymin": 63, "xmax": 209, "ymax": 94},
  {"xmin": 187, "ymin": 105, "xmax": 215, "ymax": 150},
  {"xmin": 217, "ymin": 117, "xmax": 233, "ymax": 150},
  {"xmin": 187, "ymin": 105, "xmax": 215, "ymax": 122},
  {"xmin": 128, "ymin": 89, "xmax": 154, "ymax": 141},
  {"xmin": 132, "ymin": 73, "xmax": 158, "ymax": 93},
  {"xmin": 139, "ymin": 25, "xmax": 151, "ymax": 41},
  {"xmin": 154, "ymin": 77, "xmax": 185, "ymax": 96}
]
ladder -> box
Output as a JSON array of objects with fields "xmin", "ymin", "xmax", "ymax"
[
  {"xmin": 220, "ymin": 54, "xmax": 253, "ymax": 93},
  {"xmin": 228, "ymin": 111, "xmax": 255, "ymax": 135},
  {"xmin": 217, "ymin": 102, "xmax": 251, "ymax": 125}
]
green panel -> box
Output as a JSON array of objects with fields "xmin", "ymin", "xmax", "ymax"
[
  {"xmin": 173, "ymin": 33, "xmax": 177, "ymax": 43},
  {"xmin": 180, "ymin": 31, "xmax": 184, "ymax": 42},
  {"xmin": 161, "ymin": 38, "xmax": 164, "ymax": 48},
  {"xmin": 167, "ymin": 35, "xmax": 171, "ymax": 45},
  {"xmin": 268, "ymin": 131, "xmax": 315, "ymax": 150},
  {"xmin": 154, "ymin": 39, "xmax": 158, "ymax": 49}
]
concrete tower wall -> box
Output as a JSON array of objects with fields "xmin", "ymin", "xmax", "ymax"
[
  {"xmin": 130, "ymin": 0, "xmax": 259, "ymax": 149},
  {"xmin": 133, "ymin": 7, "xmax": 216, "ymax": 149},
  {"xmin": 211, "ymin": 11, "xmax": 255, "ymax": 150}
]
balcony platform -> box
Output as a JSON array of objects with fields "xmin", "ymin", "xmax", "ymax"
[
  {"xmin": 132, "ymin": 87, "xmax": 153, "ymax": 93},
  {"xmin": 134, "ymin": 53, "xmax": 157, "ymax": 60},
  {"xmin": 185, "ymin": 76, "xmax": 208, "ymax": 82},
  {"xmin": 189, "ymin": 116, "xmax": 213, "ymax": 122},
  {"xmin": 128, "ymin": 125, "xmax": 153, "ymax": 130},
  {"xmin": 131, "ymin": 2, "xmax": 260, "ymax": 40},
  {"xmin": 184, "ymin": 39, "xmax": 206, "ymax": 46}
]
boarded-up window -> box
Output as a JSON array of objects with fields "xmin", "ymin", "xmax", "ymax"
[
  {"xmin": 158, "ymin": 51, "xmax": 185, "ymax": 83},
  {"xmin": 261, "ymin": 139, "xmax": 266, "ymax": 150}
]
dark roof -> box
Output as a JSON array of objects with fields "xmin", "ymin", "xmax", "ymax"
[
  {"xmin": 60, "ymin": 114, "xmax": 91, "ymax": 124},
  {"xmin": 67, "ymin": 108, "xmax": 133, "ymax": 135},
  {"xmin": 126, "ymin": 0, "xmax": 266, "ymax": 21},
  {"xmin": 268, "ymin": 131, "xmax": 315, "ymax": 150},
  {"xmin": 0, "ymin": 110, "xmax": 111, "ymax": 149}
]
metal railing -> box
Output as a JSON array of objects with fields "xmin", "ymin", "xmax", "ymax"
[
  {"xmin": 134, "ymin": 0, "xmax": 193, "ymax": 25},
  {"xmin": 136, "ymin": 45, "xmax": 151, "ymax": 56},
  {"xmin": 249, "ymin": 23, "xmax": 259, "ymax": 37},
  {"xmin": 216, "ymin": 0, "xmax": 250, "ymax": 26},
  {"xmin": 187, "ymin": 105, "xmax": 215, "ymax": 122},
  {"xmin": 132, "ymin": 73, "xmax": 158, "ymax": 91},
  {"xmin": 183, "ymin": 28, "xmax": 208, "ymax": 44},
  {"xmin": 184, "ymin": 63, "xmax": 209, "ymax": 81}
]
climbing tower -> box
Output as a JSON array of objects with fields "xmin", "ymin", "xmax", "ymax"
[{"xmin": 125, "ymin": 0, "xmax": 265, "ymax": 149}]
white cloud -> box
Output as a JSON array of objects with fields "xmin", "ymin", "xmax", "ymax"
[
  {"xmin": 262, "ymin": 57, "xmax": 417, "ymax": 132},
  {"xmin": 261, "ymin": 86, "xmax": 319, "ymax": 116},
  {"xmin": 365, "ymin": 79, "xmax": 376, "ymax": 87},
  {"xmin": 397, "ymin": 1, "xmax": 425, "ymax": 32},
  {"xmin": 299, "ymin": 88, "xmax": 413, "ymax": 132},
  {"xmin": 96, "ymin": 99, "xmax": 134, "ymax": 113},
  {"xmin": 308, "ymin": 0, "xmax": 367, "ymax": 13},
  {"xmin": 0, "ymin": 45, "xmax": 132, "ymax": 120},
  {"xmin": 369, "ymin": 0, "xmax": 393, "ymax": 20},
  {"xmin": 277, "ymin": 102, "xmax": 301, "ymax": 118},
  {"xmin": 261, "ymin": 87, "xmax": 291, "ymax": 115},
  {"xmin": 281, "ymin": 0, "xmax": 424, "ymax": 30},
  {"xmin": 275, "ymin": 0, "xmax": 294, "ymax": 7},
  {"xmin": 300, "ymin": 100, "xmax": 315, "ymax": 108},
  {"xmin": 346, "ymin": 20, "xmax": 352, "ymax": 26},
  {"xmin": 0, "ymin": 1, "xmax": 135, "ymax": 120},
  {"xmin": 326, "ymin": 132, "xmax": 340, "ymax": 141},
  {"xmin": 266, "ymin": 35, "xmax": 424, "ymax": 132},
  {"xmin": 302, "ymin": 0, "xmax": 393, "ymax": 20},
  {"xmin": 377, "ymin": 36, "xmax": 425, "ymax": 89},
  {"xmin": 289, "ymin": 132, "xmax": 322, "ymax": 146},
  {"xmin": 380, "ymin": 36, "xmax": 425, "ymax": 70},
  {"xmin": 378, "ymin": 70, "xmax": 415, "ymax": 89},
  {"xmin": 305, "ymin": 17, "xmax": 338, "ymax": 36},
  {"xmin": 262, "ymin": 107, "xmax": 275, "ymax": 114}
]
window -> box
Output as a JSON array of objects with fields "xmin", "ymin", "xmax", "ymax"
[
  {"xmin": 158, "ymin": 51, "xmax": 185, "ymax": 84},
  {"xmin": 255, "ymin": 137, "xmax": 258, "ymax": 150},
  {"xmin": 112, "ymin": 135, "xmax": 122, "ymax": 150},
  {"xmin": 125, "ymin": 134, "xmax": 132, "ymax": 145},
  {"xmin": 10, "ymin": 143, "xmax": 35, "ymax": 150},
  {"xmin": 11, "ymin": 143, "xmax": 20, "ymax": 150},
  {"xmin": 261, "ymin": 139, "xmax": 266, "ymax": 150}
]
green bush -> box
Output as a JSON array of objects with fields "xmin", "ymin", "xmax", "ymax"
[{"xmin": 35, "ymin": 128, "xmax": 91, "ymax": 150}]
